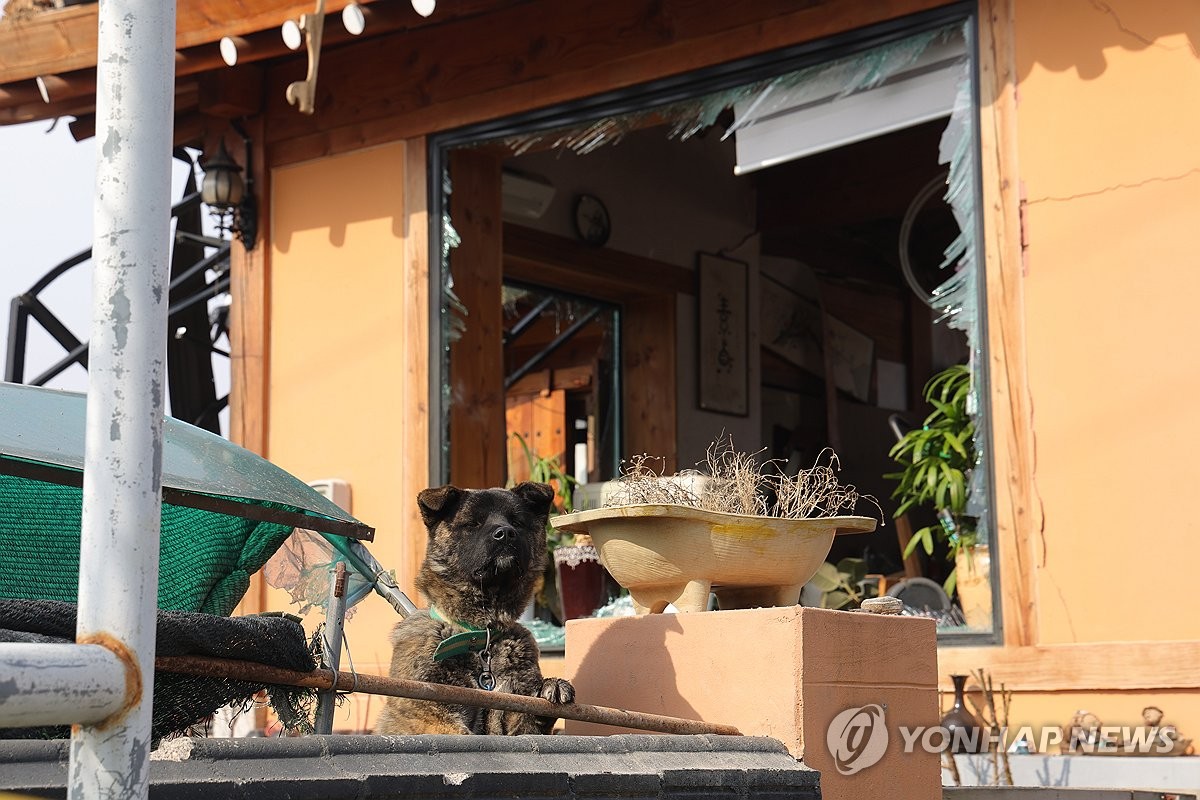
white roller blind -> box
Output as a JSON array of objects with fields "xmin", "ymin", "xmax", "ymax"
[{"xmin": 733, "ymin": 33, "xmax": 966, "ymax": 175}]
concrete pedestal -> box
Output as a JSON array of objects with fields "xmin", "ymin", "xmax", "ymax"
[{"xmin": 565, "ymin": 605, "xmax": 940, "ymax": 800}]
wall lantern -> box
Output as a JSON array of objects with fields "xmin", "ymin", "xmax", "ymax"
[{"xmin": 201, "ymin": 135, "xmax": 258, "ymax": 250}]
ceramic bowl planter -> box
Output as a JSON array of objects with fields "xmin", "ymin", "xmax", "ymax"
[{"xmin": 551, "ymin": 504, "xmax": 875, "ymax": 614}]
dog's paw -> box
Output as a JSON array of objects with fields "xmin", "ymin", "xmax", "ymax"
[{"xmin": 539, "ymin": 677, "xmax": 575, "ymax": 705}]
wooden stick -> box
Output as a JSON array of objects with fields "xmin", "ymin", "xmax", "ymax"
[
  {"xmin": 972, "ymin": 668, "xmax": 1003, "ymax": 786},
  {"xmin": 156, "ymin": 655, "xmax": 742, "ymax": 737},
  {"xmin": 998, "ymin": 681, "xmax": 1014, "ymax": 785},
  {"xmin": 943, "ymin": 750, "xmax": 962, "ymax": 786}
]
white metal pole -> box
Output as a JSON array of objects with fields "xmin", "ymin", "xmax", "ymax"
[
  {"xmin": 69, "ymin": 0, "xmax": 177, "ymax": 796},
  {"xmin": 0, "ymin": 644, "xmax": 125, "ymax": 727}
]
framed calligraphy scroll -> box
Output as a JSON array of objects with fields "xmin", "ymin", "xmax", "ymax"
[{"xmin": 697, "ymin": 252, "xmax": 749, "ymax": 416}]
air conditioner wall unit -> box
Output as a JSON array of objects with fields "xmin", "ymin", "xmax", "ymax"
[{"xmin": 501, "ymin": 169, "xmax": 556, "ymax": 220}]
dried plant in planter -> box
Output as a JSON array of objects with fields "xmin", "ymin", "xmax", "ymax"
[
  {"xmin": 605, "ymin": 436, "xmax": 880, "ymax": 522},
  {"xmin": 698, "ymin": 437, "xmax": 770, "ymax": 516},
  {"xmin": 558, "ymin": 435, "xmax": 881, "ymax": 613},
  {"xmin": 604, "ymin": 454, "xmax": 703, "ymax": 507},
  {"xmin": 774, "ymin": 449, "xmax": 875, "ymax": 519}
]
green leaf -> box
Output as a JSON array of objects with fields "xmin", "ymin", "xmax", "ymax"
[
  {"xmin": 809, "ymin": 562, "xmax": 843, "ymax": 592},
  {"xmin": 822, "ymin": 590, "xmax": 852, "ymax": 610},
  {"xmin": 943, "ymin": 431, "xmax": 968, "ymax": 459},
  {"xmin": 948, "ymin": 468, "xmax": 964, "ymax": 512},
  {"xmin": 918, "ymin": 526, "xmax": 935, "ymax": 555},
  {"xmin": 837, "ymin": 557, "xmax": 866, "ymax": 584},
  {"xmin": 902, "ymin": 533, "xmax": 923, "ymax": 558},
  {"xmin": 943, "ymin": 568, "xmax": 958, "ymax": 598}
]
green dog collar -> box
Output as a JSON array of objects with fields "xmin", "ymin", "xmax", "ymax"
[{"xmin": 430, "ymin": 605, "xmax": 493, "ymax": 662}]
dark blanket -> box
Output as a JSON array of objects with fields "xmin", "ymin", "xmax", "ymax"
[{"xmin": 0, "ymin": 599, "xmax": 317, "ymax": 743}]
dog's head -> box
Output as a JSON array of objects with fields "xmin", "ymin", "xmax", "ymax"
[{"xmin": 414, "ymin": 481, "xmax": 554, "ymax": 622}]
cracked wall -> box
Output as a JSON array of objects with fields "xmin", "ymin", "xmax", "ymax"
[{"xmin": 1014, "ymin": 0, "xmax": 1200, "ymax": 646}]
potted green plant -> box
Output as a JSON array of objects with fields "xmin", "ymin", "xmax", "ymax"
[{"xmin": 886, "ymin": 364, "xmax": 990, "ymax": 626}]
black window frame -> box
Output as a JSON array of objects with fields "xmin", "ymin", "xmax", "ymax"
[{"xmin": 426, "ymin": 0, "xmax": 1001, "ymax": 645}]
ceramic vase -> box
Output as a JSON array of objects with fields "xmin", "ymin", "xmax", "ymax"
[
  {"xmin": 553, "ymin": 544, "xmax": 617, "ymax": 621},
  {"xmin": 941, "ymin": 674, "xmax": 985, "ymax": 754}
]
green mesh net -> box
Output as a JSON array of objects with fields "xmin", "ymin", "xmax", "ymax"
[{"xmin": 0, "ymin": 473, "xmax": 293, "ymax": 616}]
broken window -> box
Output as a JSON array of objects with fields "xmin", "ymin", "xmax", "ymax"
[{"xmin": 435, "ymin": 11, "xmax": 996, "ymax": 636}]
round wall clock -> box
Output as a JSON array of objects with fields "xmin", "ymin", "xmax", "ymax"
[{"xmin": 573, "ymin": 194, "xmax": 611, "ymax": 247}]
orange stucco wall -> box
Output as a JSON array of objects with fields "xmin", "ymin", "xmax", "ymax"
[
  {"xmin": 956, "ymin": 0, "xmax": 1200, "ymax": 748},
  {"xmin": 266, "ymin": 142, "xmax": 415, "ymax": 727},
  {"xmin": 251, "ymin": 0, "xmax": 1200, "ymax": 742},
  {"xmin": 1014, "ymin": 0, "xmax": 1200, "ymax": 645}
]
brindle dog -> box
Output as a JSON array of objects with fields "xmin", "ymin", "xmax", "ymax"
[{"xmin": 374, "ymin": 481, "xmax": 575, "ymax": 735}]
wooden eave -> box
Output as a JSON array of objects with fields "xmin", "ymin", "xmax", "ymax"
[
  {"xmin": 0, "ymin": 0, "xmax": 365, "ymax": 84},
  {"xmin": 0, "ymin": 0, "xmax": 389, "ymax": 124},
  {"xmin": 0, "ymin": 0, "xmax": 521, "ymax": 126}
]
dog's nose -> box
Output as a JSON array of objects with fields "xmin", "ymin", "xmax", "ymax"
[{"xmin": 492, "ymin": 526, "xmax": 513, "ymax": 541}]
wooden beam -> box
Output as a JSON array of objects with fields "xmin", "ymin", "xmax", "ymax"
[
  {"xmin": 506, "ymin": 365, "xmax": 594, "ymax": 396},
  {"xmin": 230, "ymin": 113, "xmax": 271, "ymax": 627},
  {"xmin": 228, "ymin": 113, "xmax": 271, "ymax": 461},
  {"xmin": 978, "ymin": 0, "xmax": 1039, "ymax": 648},
  {"xmin": 0, "ymin": 80, "xmax": 199, "ymax": 125},
  {"xmin": 0, "ymin": 0, "xmax": 520, "ymax": 122},
  {"xmin": 504, "ymin": 224, "xmax": 694, "ymax": 300},
  {"xmin": 198, "ymin": 64, "xmax": 265, "ymax": 119},
  {"xmin": 938, "ymin": 640, "xmax": 1200, "ymax": 693},
  {"xmin": 399, "ymin": 136, "xmax": 431, "ymax": 601},
  {"xmin": 0, "ymin": 0, "xmax": 384, "ymax": 85},
  {"xmin": 448, "ymin": 148, "xmax": 507, "ymax": 489},
  {"xmin": 263, "ymin": 0, "xmax": 950, "ymax": 166},
  {"xmin": 623, "ymin": 296, "xmax": 678, "ymax": 472}
]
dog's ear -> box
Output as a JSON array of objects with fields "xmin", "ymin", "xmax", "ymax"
[
  {"xmin": 511, "ymin": 481, "xmax": 555, "ymax": 513},
  {"xmin": 417, "ymin": 485, "xmax": 463, "ymax": 529}
]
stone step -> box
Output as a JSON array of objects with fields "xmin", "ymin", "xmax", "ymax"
[{"xmin": 1, "ymin": 734, "xmax": 820, "ymax": 799}]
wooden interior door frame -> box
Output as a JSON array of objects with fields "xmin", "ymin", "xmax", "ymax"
[{"xmin": 503, "ymin": 224, "xmax": 690, "ymax": 474}]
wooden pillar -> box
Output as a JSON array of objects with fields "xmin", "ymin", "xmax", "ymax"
[
  {"xmin": 230, "ymin": 114, "xmax": 271, "ymax": 622},
  {"xmin": 400, "ymin": 137, "xmax": 433, "ymax": 600},
  {"xmin": 623, "ymin": 298, "xmax": 678, "ymax": 473},
  {"xmin": 978, "ymin": 0, "xmax": 1037, "ymax": 647},
  {"xmin": 448, "ymin": 148, "xmax": 506, "ymax": 489}
]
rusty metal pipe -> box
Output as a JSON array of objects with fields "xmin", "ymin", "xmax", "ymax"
[{"xmin": 155, "ymin": 655, "xmax": 742, "ymax": 737}]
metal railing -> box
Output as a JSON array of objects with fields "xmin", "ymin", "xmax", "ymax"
[{"xmin": 5, "ymin": 191, "xmax": 232, "ymax": 432}]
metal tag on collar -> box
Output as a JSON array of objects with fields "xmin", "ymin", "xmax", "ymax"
[{"xmin": 476, "ymin": 649, "xmax": 496, "ymax": 691}]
